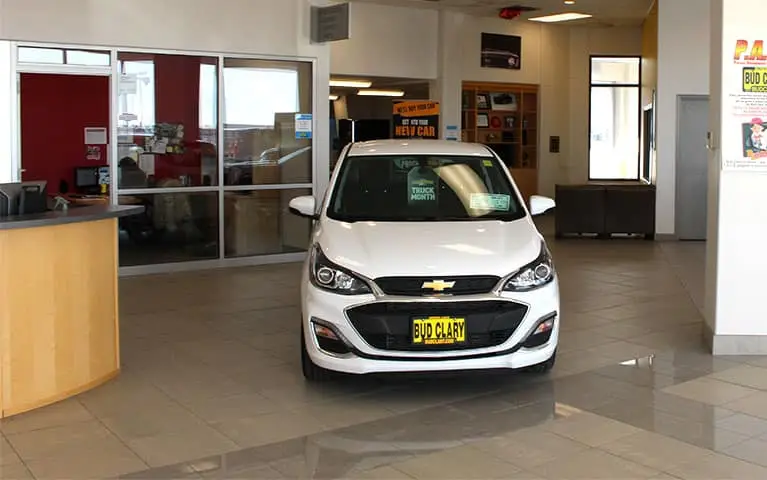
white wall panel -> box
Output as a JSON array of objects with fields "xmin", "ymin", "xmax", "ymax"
[
  {"xmin": 0, "ymin": 0, "xmax": 301, "ymax": 57},
  {"xmin": 656, "ymin": 0, "xmax": 711, "ymax": 234},
  {"xmin": 330, "ymin": 2, "xmax": 439, "ymax": 79}
]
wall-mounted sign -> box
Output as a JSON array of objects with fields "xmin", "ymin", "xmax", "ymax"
[
  {"xmin": 84, "ymin": 127, "xmax": 107, "ymax": 145},
  {"xmin": 481, "ymin": 33, "xmax": 521, "ymax": 70},
  {"xmin": 295, "ymin": 113, "xmax": 313, "ymax": 139},
  {"xmin": 445, "ymin": 125, "xmax": 459, "ymax": 141},
  {"xmin": 724, "ymin": 38, "xmax": 767, "ymax": 170},
  {"xmin": 392, "ymin": 100, "xmax": 440, "ymax": 139},
  {"xmin": 311, "ymin": 3, "xmax": 351, "ymax": 43}
]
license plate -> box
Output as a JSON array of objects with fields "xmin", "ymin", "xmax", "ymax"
[{"xmin": 412, "ymin": 316, "xmax": 466, "ymax": 345}]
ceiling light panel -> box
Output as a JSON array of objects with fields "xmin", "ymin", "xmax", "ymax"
[
  {"xmin": 329, "ymin": 79, "xmax": 373, "ymax": 88},
  {"xmin": 528, "ymin": 12, "xmax": 592, "ymax": 22},
  {"xmin": 356, "ymin": 89, "xmax": 405, "ymax": 97}
]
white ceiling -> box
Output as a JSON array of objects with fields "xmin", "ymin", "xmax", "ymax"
[{"xmin": 349, "ymin": 0, "xmax": 654, "ymax": 26}]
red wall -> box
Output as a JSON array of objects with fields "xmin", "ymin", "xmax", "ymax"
[
  {"xmin": 20, "ymin": 73, "xmax": 109, "ymax": 190},
  {"xmin": 153, "ymin": 55, "xmax": 201, "ymax": 184}
]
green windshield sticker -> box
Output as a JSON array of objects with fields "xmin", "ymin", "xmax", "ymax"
[
  {"xmin": 483, "ymin": 160, "xmax": 493, "ymax": 167},
  {"xmin": 408, "ymin": 167, "xmax": 438, "ymax": 204},
  {"xmin": 470, "ymin": 193, "xmax": 511, "ymax": 211}
]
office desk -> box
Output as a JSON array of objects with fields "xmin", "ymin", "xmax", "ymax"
[{"xmin": 0, "ymin": 205, "xmax": 142, "ymax": 418}]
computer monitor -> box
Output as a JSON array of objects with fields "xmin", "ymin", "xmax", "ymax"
[
  {"xmin": 74, "ymin": 166, "xmax": 100, "ymax": 188},
  {"xmin": 18, "ymin": 181, "xmax": 47, "ymax": 215},
  {"xmin": 0, "ymin": 181, "xmax": 47, "ymax": 216},
  {"xmin": 0, "ymin": 183, "xmax": 22, "ymax": 216}
]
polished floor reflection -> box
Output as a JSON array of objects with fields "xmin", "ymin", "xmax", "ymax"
[{"xmin": 4, "ymin": 232, "xmax": 767, "ymax": 479}]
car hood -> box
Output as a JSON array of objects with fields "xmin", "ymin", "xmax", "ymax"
[{"xmin": 316, "ymin": 217, "xmax": 543, "ymax": 278}]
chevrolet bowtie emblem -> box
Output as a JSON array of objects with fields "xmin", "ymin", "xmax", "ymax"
[{"xmin": 421, "ymin": 280, "xmax": 456, "ymax": 292}]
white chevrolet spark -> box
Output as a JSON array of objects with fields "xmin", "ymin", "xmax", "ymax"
[{"xmin": 289, "ymin": 139, "xmax": 559, "ymax": 381}]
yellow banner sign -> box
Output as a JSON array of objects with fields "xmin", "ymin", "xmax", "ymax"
[
  {"xmin": 743, "ymin": 67, "xmax": 767, "ymax": 92},
  {"xmin": 392, "ymin": 101, "xmax": 440, "ymax": 117}
]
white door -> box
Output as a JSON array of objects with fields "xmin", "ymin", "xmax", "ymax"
[{"xmin": 675, "ymin": 95, "xmax": 709, "ymax": 241}]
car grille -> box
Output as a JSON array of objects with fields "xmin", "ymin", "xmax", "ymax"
[
  {"xmin": 346, "ymin": 300, "xmax": 528, "ymax": 352},
  {"xmin": 374, "ymin": 276, "xmax": 500, "ymax": 296}
]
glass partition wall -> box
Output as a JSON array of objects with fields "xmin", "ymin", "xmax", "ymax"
[{"xmin": 114, "ymin": 51, "xmax": 315, "ymax": 270}]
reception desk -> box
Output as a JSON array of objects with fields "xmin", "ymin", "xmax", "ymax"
[{"xmin": 0, "ymin": 204, "xmax": 142, "ymax": 418}]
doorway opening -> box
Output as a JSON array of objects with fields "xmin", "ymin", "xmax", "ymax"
[{"xmin": 675, "ymin": 95, "xmax": 709, "ymax": 241}]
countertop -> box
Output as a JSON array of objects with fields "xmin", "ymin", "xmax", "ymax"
[{"xmin": 0, "ymin": 204, "xmax": 144, "ymax": 230}]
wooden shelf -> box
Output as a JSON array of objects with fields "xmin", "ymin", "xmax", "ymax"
[{"xmin": 462, "ymin": 81, "xmax": 539, "ymax": 200}]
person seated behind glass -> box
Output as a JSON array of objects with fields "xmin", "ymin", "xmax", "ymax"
[{"xmin": 118, "ymin": 157, "xmax": 148, "ymax": 189}]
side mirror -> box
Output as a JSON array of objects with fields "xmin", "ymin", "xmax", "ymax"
[
  {"xmin": 529, "ymin": 195, "xmax": 555, "ymax": 216},
  {"xmin": 288, "ymin": 196, "xmax": 318, "ymax": 219}
]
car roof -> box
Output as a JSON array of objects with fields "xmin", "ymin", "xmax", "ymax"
[{"xmin": 346, "ymin": 139, "xmax": 494, "ymax": 158}]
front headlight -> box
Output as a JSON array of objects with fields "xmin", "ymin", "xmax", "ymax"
[
  {"xmin": 503, "ymin": 243, "xmax": 555, "ymax": 292},
  {"xmin": 310, "ymin": 245, "xmax": 371, "ymax": 295}
]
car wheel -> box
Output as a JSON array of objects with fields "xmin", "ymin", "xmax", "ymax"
[
  {"xmin": 525, "ymin": 350, "xmax": 556, "ymax": 374},
  {"xmin": 301, "ymin": 327, "xmax": 330, "ymax": 382}
]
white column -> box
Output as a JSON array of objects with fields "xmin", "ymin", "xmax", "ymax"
[
  {"xmin": 431, "ymin": 10, "xmax": 465, "ymax": 139},
  {"xmin": 297, "ymin": 0, "xmax": 331, "ymax": 198},
  {"xmin": 705, "ymin": 0, "xmax": 767, "ymax": 354},
  {"xmin": 0, "ymin": 40, "xmax": 15, "ymax": 183}
]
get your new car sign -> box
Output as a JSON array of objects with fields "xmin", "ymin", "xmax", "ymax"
[{"xmin": 392, "ymin": 100, "xmax": 440, "ymax": 139}]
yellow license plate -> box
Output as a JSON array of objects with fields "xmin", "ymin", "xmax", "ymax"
[{"xmin": 412, "ymin": 317, "xmax": 466, "ymax": 345}]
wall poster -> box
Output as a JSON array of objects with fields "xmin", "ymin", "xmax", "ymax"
[
  {"xmin": 480, "ymin": 33, "xmax": 521, "ymax": 70},
  {"xmin": 723, "ymin": 38, "xmax": 767, "ymax": 170},
  {"xmin": 392, "ymin": 100, "xmax": 440, "ymax": 139}
]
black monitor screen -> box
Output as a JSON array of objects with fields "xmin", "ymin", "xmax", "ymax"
[{"xmin": 75, "ymin": 167, "xmax": 100, "ymax": 188}]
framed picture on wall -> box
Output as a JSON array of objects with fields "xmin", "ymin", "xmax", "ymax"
[
  {"xmin": 476, "ymin": 113, "xmax": 489, "ymax": 128},
  {"xmin": 490, "ymin": 92, "xmax": 518, "ymax": 111},
  {"xmin": 476, "ymin": 93, "xmax": 490, "ymax": 109},
  {"xmin": 481, "ymin": 33, "xmax": 522, "ymax": 70}
]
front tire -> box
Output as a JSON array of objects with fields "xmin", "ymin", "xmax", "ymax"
[
  {"xmin": 301, "ymin": 327, "xmax": 331, "ymax": 382},
  {"xmin": 525, "ymin": 350, "xmax": 556, "ymax": 374}
]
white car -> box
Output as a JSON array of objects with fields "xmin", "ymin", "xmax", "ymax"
[{"xmin": 289, "ymin": 139, "xmax": 559, "ymax": 381}]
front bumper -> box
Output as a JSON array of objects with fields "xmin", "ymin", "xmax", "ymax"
[{"xmin": 301, "ymin": 274, "xmax": 560, "ymax": 375}]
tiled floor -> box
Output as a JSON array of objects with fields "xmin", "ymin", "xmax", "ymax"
[{"xmin": 4, "ymin": 232, "xmax": 767, "ymax": 479}]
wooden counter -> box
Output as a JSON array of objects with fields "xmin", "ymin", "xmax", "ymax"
[{"xmin": 0, "ymin": 205, "xmax": 142, "ymax": 418}]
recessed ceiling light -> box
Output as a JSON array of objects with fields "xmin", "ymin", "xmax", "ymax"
[
  {"xmin": 529, "ymin": 12, "xmax": 592, "ymax": 23},
  {"xmin": 329, "ymin": 94, "xmax": 339, "ymax": 101},
  {"xmin": 564, "ymin": 0, "xmax": 576, "ymax": 4},
  {"xmin": 356, "ymin": 89, "xmax": 405, "ymax": 97},
  {"xmin": 329, "ymin": 79, "xmax": 372, "ymax": 88}
]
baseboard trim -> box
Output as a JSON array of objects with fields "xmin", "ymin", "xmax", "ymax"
[
  {"xmin": 704, "ymin": 323, "xmax": 767, "ymax": 355},
  {"xmin": 654, "ymin": 233, "xmax": 678, "ymax": 241}
]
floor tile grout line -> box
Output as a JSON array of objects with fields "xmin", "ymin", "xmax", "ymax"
[
  {"xmin": 0, "ymin": 430, "xmax": 36, "ymax": 479},
  {"xmin": 74, "ymin": 397, "xmax": 152, "ymax": 474},
  {"xmin": 657, "ymin": 242, "xmax": 707, "ymax": 317}
]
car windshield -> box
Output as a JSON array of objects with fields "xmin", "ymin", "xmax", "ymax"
[{"xmin": 327, "ymin": 154, "xmax": 526, "ymax": 222}]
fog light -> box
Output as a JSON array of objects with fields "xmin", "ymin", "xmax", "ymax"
[
  {"xmin": 533, "ymin": 317, "xmax": 555, "ymax": 335},
  {"xmin": 311, "ymin": 320, "xmax": 351, "ymax": 355},
  {"xmin": 523, "ymin": 314, "xmax": 556, "ymax": 349},
  {"xmin": 313, "ymin": 323, "xmax": 339, "ymax": 340}
]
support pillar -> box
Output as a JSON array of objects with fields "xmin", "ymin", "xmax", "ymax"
[
  {"xmin": 430, "ymin": 10, "xmax": 465, "ymax": 140},
  {"xmin": 0, "ymin": 41, "xmax": 15, "ymax": 183},
  {"xmin": 705, "ymin": 0, "xmax": 767, "ymax": 354}
]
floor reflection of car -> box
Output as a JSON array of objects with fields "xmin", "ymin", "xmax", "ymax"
[
  {"xmin": 289, "ymin": 139, "xmax": 559, "ymax": 381},
  {"xmin": 299, "ymin": 387, "xmax": 557, "ymax": 478}
]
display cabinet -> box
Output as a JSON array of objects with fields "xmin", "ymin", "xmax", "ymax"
[{"xmin": 461, "ymin": 82, "xmax": 539, "ymax": 200}]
